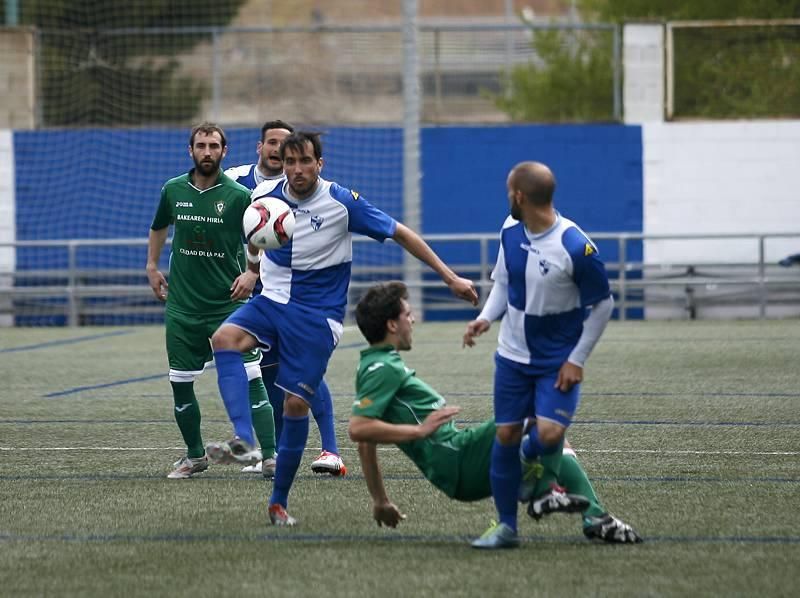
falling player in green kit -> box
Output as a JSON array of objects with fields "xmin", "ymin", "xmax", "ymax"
[
  {"xmin": 146, "ymin": 122, "xmax": 275, "ymax": 479},
  {"xmin": 348, "ymin": 281, "xmax": 641, "ymax": 544}
]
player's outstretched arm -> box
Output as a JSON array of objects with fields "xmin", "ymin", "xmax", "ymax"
[
  {"xmin": 357, "ymin": 441, "xmax": 406, "ymax": 528},
  {"xmin": 145, "ymin": 227, "xmax": 169, "ymax": 301},
  {"xmin": 392, "ymin": 223, "xmax": 478, "ymax": 305},
  {"xmin": 350, "ymin": 410, "xmax": 459, "ymax": 444}
]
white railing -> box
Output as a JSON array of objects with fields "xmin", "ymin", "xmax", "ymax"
[{"xmin": 1, "ymin": 232, "xmax": 799, "ymax": 325}]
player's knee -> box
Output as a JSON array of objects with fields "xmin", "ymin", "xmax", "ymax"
[
  {"xmin": 495, "ymin": 424, "xmax": 522, "ymax": 445},
  {"xmin": 211, "ymin": 324, "xmax": 244, "ymax": 351},
  {"xmin": 536, "ymin": 422, "xmax": 565, "ymax": 446},
  {"xmin": 347, "ymin": 420, "xmax": 364, "ymax": 442},
  {"xmin": 284, "ymin": 394, "xmax": 309, "ymax": 417}
]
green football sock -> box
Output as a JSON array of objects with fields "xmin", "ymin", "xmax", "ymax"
[
  {"xmin": 558, "ymin": 452, "xmax": 606, "ymax": 518},
  {"xmin": 170, "ymin": 381, "xmax": 204, "ymax": 459},
  {"xmin": 532, "ymin": 440, "xmax": 564, "ymax": 498},
  {"xmin": 249, "ymin": 377, "xmax": 276, "ymax": 457}
]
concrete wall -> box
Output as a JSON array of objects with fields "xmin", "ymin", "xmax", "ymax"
[
  {"xmin": 623, "ymin": 23, "xmax": 664, "ymax": 124},
  {"xmin": 0, "ymin": 129, "xmax": 15, "ymax": 326},
  {"xmin": 641, "ymin": 121, "xmax": 800, "ymax": 319},
  {"xmin": 623, "ymin": 23, "xmax": 800, "ymax": 319},
  {"xmin": 0, "ymin": 29, "xmax": 35, "ymax": 129},
  {"xmin": 643, "ymin": 121, "xmax": 800, "ymax": 263}
]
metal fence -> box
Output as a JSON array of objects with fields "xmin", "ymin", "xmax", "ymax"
[
  {"xmin": 2, "ymin": 231, "xmax": 799, "ymax": 326},
  {"xmin": 666, "ymin": 19, "xmax": 800, "ymax": 120},
  {"xmin": 27, "ymin": 21, "xmax": 621, "ymax": 128}
]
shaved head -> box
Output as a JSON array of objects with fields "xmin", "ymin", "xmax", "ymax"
[{"xmin": 508, "ymin": 161, "xmax": 556, "ymax": 206}]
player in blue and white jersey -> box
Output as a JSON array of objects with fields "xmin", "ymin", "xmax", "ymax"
[
  {"xmin": 225, "ymin": 120, "xmax": 294, "ymax": 191},
  {"xmin": 208, "ymin": 131, "xmax": 478, "ymax": 526},
  {"xmin": 463, "ymin": 161, "xmax": 615, "ymax": 549},
  {"xmin": 225, "ymin": 120, "xmax": 347, "ymax": 479}
]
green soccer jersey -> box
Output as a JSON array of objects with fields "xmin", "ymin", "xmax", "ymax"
[
  {"xmin": 151, "ymin": 169, "xmax": 252, "ymax": 315},
  {"xmin": 353, "ymin": 345, "xmax": 493, "ymax": 501}
]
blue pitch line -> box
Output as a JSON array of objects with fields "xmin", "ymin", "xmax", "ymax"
[
  {"xmin": 572, "ymin": 419, "xmax": 800, "ymax": 427},
  {"xmin": 43, "ymin": 374, "xmax": 166, "ymax": 398},
  {"xmin": 39, "ymin": 386, "xmax": 800, "ymax": 400},
  {"xmin": 394, "ymin": 336, "xmax": 800, "ymax": 346},
  {"xmin": 436, "ymin": 390, "xmax": 800, "ymax": 398},
  {"xmin": 0, "ymin": 531, "xmax": 797, "ymax": 546},
  {"xmin": 39, "ymin": 342, "xmax": 368, "ymax": 399},
  {"xmin": 584, "ymin": 391, "xmax": 800, "ymax": 398},
  {"xmin": 0, "ymin": 330, "xmax": 134, "ymax": 354},
  {"xmin": 4, "ymin": 418, "xmax": 800, "ymax": 427},
  {"xmin": 602, "ymin": 336, "xmax": 800, "ymax": 343},
  {"xmin": 1, "ymin": 473, "xmax": 797, "ymax": 484}
]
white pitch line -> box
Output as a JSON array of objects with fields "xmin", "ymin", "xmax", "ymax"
[
  {"xmin": 0, "ymin": 447, "xmax": 798, "ymax": 456},
  {"xmin": 586, "ymin": 449, "xmax": 800, "ymax": 456}
]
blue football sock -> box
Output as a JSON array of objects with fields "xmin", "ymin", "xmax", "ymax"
[
  {"xmin": 270, "ymin": 414, "xmax": 309, "ymax": 509},
  {"xmin": 490, "ymin": 440, "xmax": 521, "ymax": 532},
  {"xmin": 311, "ymin": 379, "xmax": 338, "ymax": 454},
  {"xmin": 261, "ymin": 364, "xmax": 284, "ymax": 447},
  {"xmin": 214, "ymin": 350, "xmax": 254, "ymax": 446}
]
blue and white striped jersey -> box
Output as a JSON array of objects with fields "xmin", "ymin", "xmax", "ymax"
[
  {"xmin": 224, "ymin": 163, "xmax": 283, "ymax": 191},
  {"xmin": 492, "ymin": 212, "xmax": 611, "ymax": 372},
  {"xmin": 251, "ymin": 177, "xmax": 397, "ymax": 322}
]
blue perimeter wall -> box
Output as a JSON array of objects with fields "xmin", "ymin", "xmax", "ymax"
[
  {"xmin": 420, "ymin": 124, "xmax": 643, "ymax": 318},
  {"xmin": 13, "ymin": 124, "xmax": 642, "ymax": 318}
]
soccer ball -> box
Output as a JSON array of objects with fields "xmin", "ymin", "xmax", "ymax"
[{"xmin": 243, "ymin": 197, "xmax": 295, "ymax": 250}]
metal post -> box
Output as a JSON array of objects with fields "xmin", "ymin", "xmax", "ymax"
[
  {"xmin": 402, "ymin": 0, "xmax": 423, "ymax": 318},
  {"xmin": 617, "ymin": 235, "xmax": 627, "ymax": 321},
  {"xmin": 665, "ymin": 23, "xmax": 674, "ymax": 120},
  {"xmin": 67, "ymin": 241, "xmax": 78, "ymax": 326},
  {"xmin": 479, "ymin": 236, "xmax": 489, "ymax": 307},
  {"xmin": 504, "ymin": 0, "xmax": 514, "ymax": 99},
  {"xmin": 612, "ymin": 25, "xmax": 622, "ymax": 121},
  {"xmin": 758, "ymin": 235, "xmax": 766, "ymax": 318},
  {"xmin": 211, "ymin": 28, "xmax": 221, "ymax": 121},
  {"xmin": 33, "ymin": 29, "xmax": 43, "ymax": 128},
  {"xmin": 434, "ymin": 28, "xmax": 442, "ymax": 119}
]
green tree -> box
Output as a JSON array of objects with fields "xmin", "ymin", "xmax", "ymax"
[
  {"xmin": 15, "ymin": 0, "xmax": 247, "ymax": 126},
  {"xmin": 581, "ymin": 0, "xmax": 800, "ymax": 21},
  {"xmin": 496, "ymin": 0, "xmax": 800, "ymax": 122},
  {"xmin": 495, "ymin": 27, "xmax": 616, "ymax": 122},
  {"xmin": 581, "ymin": 0, "xmax": 800, "ymax": 119}
]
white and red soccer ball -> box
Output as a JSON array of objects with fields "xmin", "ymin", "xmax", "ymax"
[{"xmin": 243, "ymin": 197, "xmax": 295, "ymax": 250}]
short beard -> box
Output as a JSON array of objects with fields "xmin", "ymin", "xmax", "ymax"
[
  {"xmin": 259, "ymin": 159, "xmax": 283, "ymax": 178},
  {"xmin": 194, "ymin": 157, "xmax": 220, "ymax": 177},
  {"xmin": 289, "ymin": 178, "xmax": 318, "ymax": 198}
]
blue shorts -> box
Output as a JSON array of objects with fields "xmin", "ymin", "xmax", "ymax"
[
  {"xmin": 493, "ymin": 353, "xmax": 580, "ymax": 428},
  {"xmin": 224, "ymin": 295, "xmax": 341, "ymax": 405}
]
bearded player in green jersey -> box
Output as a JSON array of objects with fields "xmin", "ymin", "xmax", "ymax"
[
  {"xmin": 349, "ymin": 281, "xmax": 641, "ymax": 544},
  {"xmin": 146, "ymin": 122, "xmax": 276, "ymax": 479}
]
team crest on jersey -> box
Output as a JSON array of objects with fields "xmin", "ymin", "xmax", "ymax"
[
  {"xmin": 539, "ymin": 259, "xmax": 550, "ymax": 275},
  {"xmin": 351, "ymin": 190, "xmax": 360, "ymax": 201},
  {"xmin": 310, "ymin": 214, "xmax": 325, "ymax": 231},
  {"xmin": 214, "ymin": 200, "xmax": 225, "ymax": 216},
  {"xmin": 584, "ymin": 243, "xmax": 595, "ymax": 256}
]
